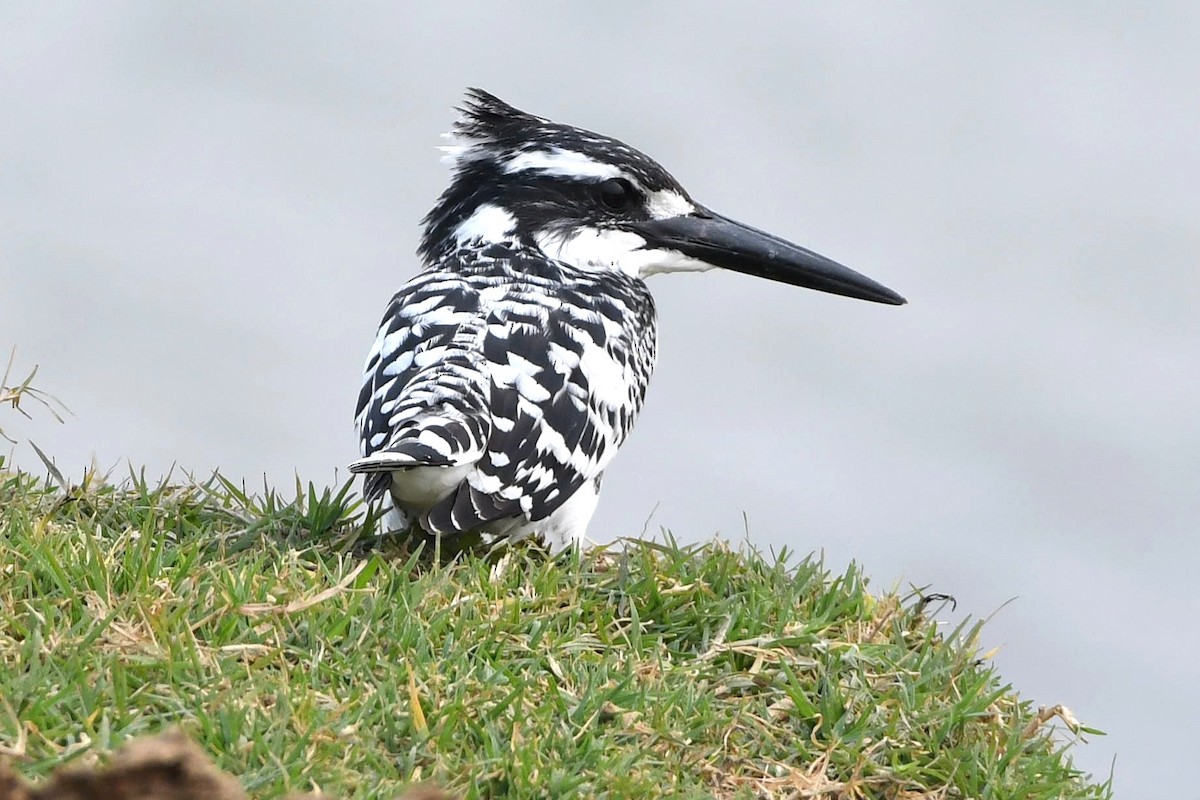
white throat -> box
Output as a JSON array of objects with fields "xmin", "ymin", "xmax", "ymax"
[{"xmin": 535, "ymin": 226, "xmax": 713, "ymax": 279}]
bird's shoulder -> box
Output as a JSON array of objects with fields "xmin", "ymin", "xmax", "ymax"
[{"xmin": 368, "ymin": 244, "xmax": 655, "ymax": 358}]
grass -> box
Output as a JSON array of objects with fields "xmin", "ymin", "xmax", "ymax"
[
  {"xmin": 0, "ymin": 349, "xmax": 68, "ymax": 447},
  {"xmin": 0, "ymin": 461, "xmax": 1111, "ymax": 799}
]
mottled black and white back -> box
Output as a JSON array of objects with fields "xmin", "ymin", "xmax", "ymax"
[{"xmin": 352, "ymin": 90, "xmax": 905, "ymax": 551}]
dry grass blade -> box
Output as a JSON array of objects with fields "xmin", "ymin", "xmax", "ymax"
[
  {"xmin": 1, "ymin": 349, "xmax": 70, "ymax": 446},
  {"xmin": 1023, "ymin": 704, "xmax": 1083, "ymax": 738},
  {"xmin": 238, "ymin": 559, "xmax": 369, "ymax": 616}
]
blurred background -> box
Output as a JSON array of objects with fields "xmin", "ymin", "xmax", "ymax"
[{"xmin": 3, "ymin": 3, "xmax": 1197, "ymax": 794}]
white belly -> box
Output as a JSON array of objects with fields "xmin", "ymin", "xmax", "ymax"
[{"xmin": 387, "ymin": 464, "xmax": 473, "ymax": 511}]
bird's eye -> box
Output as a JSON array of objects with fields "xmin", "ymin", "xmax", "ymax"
[{"xmin": 598, "ymin": 178, "xmax": 635, "ymax": 211}]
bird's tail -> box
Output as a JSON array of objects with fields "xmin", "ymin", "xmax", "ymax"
[{"xmin": 347, "ymin": 442, "xmax": 455, "ymax": 473}]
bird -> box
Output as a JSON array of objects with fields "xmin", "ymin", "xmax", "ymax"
[{"xmin": 350, "ymin": 89, "xmax": 905, "ymax": 552}]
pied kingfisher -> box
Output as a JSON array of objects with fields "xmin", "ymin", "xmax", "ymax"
[{"xmin": 351, "ymin": 89, "xmax": 905, "ymax": 551}]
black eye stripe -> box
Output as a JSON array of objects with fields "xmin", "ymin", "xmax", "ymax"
[{"xmin": 598, "ymin": 178, "xmax": 635, "ymax": 211}]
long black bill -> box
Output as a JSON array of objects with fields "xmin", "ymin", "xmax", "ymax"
[{"xmin": 633, "ymin": 209, "xmax": 906, "ymax": 305}]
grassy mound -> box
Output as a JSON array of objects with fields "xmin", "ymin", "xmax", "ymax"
[{"xmin": 0, "ymin": 464, "xmax": 1110, "ymax": 799}]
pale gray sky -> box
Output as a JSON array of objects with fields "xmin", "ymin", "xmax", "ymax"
[{"xmin": 3, "ymin": 3, "xmax": 1198, "ymax": 794}]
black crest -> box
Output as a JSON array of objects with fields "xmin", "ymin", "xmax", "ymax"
[{"xmin": 451, "ymin": 88, "xmax": 548, "ymax": 144}]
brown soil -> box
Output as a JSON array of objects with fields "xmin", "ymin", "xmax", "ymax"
[{"xmin": 0, "ymin": 731, "xmax": 452, "ymax": 800}]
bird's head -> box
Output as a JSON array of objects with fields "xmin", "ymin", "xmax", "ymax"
[{"xmin": 420, "ymin": 89, "xmax": 905, "ymax": 305}]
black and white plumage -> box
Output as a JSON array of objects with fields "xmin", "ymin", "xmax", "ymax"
[{"xmin": 352, "ymin": 90, "xmax": 905, "ymax": 551}]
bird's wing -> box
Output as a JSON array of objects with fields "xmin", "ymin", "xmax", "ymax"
[
  {"xmin": 422, "ymin": 264, "xmax": 657, "ymax": 535},
  {"xmin": 352, "ymin": 272, "xmax": 493, "ymax": 502}
]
